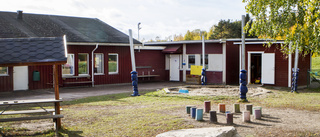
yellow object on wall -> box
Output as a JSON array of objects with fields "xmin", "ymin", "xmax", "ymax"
[{"xmin": 190, "ymin": 65, "xmax": 203, "ymax": 76}]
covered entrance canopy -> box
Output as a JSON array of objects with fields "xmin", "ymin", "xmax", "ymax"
[{"xmin": 0, "ymin": 36, "xmax": 67, "ymax": 128}]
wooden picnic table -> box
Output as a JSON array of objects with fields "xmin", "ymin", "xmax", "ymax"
[{"xmin": 0, "ymin": 99, "xmax": 63, "ymax": 130}]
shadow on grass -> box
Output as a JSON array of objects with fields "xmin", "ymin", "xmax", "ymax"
[
  {"xmin": 58, "ymin": 128, "xmax": 84, "ymax": 137},
  {"xmin": 0, "ymin": 127, "xmax": 83, "ymax": 137}
]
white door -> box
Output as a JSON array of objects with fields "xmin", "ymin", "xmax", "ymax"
[
  {"xmin": 170, "ymin": 55, "xmax": 180, "ymax": 81},
  {"xmin": 261, "ymin": 53, "xmax": 275, "ymax": 84},
  {"xmin": 13, "ymin": 66, "xmax": 29, "ymax": 91}
]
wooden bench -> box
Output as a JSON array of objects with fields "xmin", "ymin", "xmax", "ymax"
[
  {"xmin": 1, "ymin": 108, "xmax": 63, "ymax": 115},
  {"xmin": 0, "ymin": 115, "xmax": 64, "ymax": 122},
  {"xmin": 63, "ymin": 81, "xmax": 93, "ymax": 87}
]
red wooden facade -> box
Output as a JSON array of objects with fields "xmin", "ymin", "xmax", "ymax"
[
  {"xmin": 226, "ymin": 41, "xmax": 240, "ymax": 85},
  {"xmin": 62, "ymin": 45, "xmax": 132, "ymax": 85},
  {"xmin": 0, "ymin": 67, "xmax": 13, "ymax": 91},
  {"xmin": 0, "ymin": 40, "xmax": 312, "ymax": 92},
  {"xmin": 135, "ymin": 50, "xmax": 168, "ymax": 81},
  {"xmin": 242, "ymin": 43, "xmax": 310, "ymax": 87},
  {"xmin": 184, "ymin": 43, "xmax": 224, "ymax": 84}
]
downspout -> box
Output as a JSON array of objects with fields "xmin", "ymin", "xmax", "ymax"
[{"xmin": 91, "ymin": 44, "xmax": 99, "ymax": 87}]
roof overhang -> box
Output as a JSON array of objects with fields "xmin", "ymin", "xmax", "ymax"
[
  {"xmin": 67, "ymin": 42, "xmax": 142, "ymax": 47},
  {"xmin": 162, "ymin": 45, "xmax": 182, "ymax": 53},
  {"xmin": 233, "ymin": 41, "xmax": 284, "ymax": 45},
  {"xmin": 134, "ymin": 46, "xmax": 166, "ymax": 50},
  {"xmin": 144, "ymin": 40, "xmax": 222, "ymax": 46}
]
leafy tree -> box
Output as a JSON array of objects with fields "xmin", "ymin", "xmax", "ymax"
[
  {"xmin": 208, "ymin": 14, "xmax": 256, "ymax": 39},
  {"xmin": 174, "ymin": 34, "xmax": 184, "ymax": 41},
  {"xmin": 243, "ymin": 0, "xmax": 320, "ymax": 55},
  {"xmin": 184, "ymin": 29, "xmax": 208, "ymax": 40}
]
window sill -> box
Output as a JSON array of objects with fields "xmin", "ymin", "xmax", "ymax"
[
  {"xmin": 0, "ymin": 74, "xmax": 9, "ymax": 77},
  {"xmin": 94, "ymin": 73, "xmax": 105, "ymax": 76},
  {"xmin": 108, "ymin": 72, "xmax": 119, "ymax": 75},
  {"xmin": 62, "ymin": 74, "xmax": 91, "ymax": 79}
]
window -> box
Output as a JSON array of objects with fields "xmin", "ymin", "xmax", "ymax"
[
  {"xmin": 94, "ymin": 53, "xmax": 104, "ymax": 74},
  {"xmin": 78, "ymin": 53, "xmax": 89, "ymax": 75},
  {"xmin": 188, "ymin": 55, "xmax": 195, "ymax": 68},
  {"xmin": 62, "ymin": 54, "xmax": 74, "ymax": 75},
  {"xmin": 108, "ymin": 53, "xmax": 118, "ymax": 74},
  {"xmin": 0, "ymin": 67, "xmax": 8, "ymax": 76},
  {"xmin": 201, "ymin": 54, "xmax": 209, "ymax": 69}
]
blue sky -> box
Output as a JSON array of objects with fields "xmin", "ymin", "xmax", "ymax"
[{"xmin": 0, "ymin": 0, "xmax": 247, "ymax": 41}]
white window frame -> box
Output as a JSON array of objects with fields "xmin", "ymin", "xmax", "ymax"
[
  {"xmin": 94, "ymin": 53, "xmax": 104, "ymax": 75},
  {"xmin": 187, "ymin": 54, "xmax": 196, "ymax": 69},
  {"xmin": 62, "ymin": 54, "xmax": 75, "ymax": 76},
  {"xmin": 108, "ymin": 53, "xmax": 119, "ymax": 75},
  {"xmin": 78, "ymin": 53, "xmax": 89, "ymax": 75},
  {"xmin": 0, "ymin": 67, "xmax": 8, "ymax": 76}
]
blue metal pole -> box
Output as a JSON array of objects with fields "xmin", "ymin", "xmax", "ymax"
[
  {"xmin": 201, "ymin": 68, "xmax": 207, "ymax": 85},
  {"xmin": 239, "ymin": 69, "xmax": 248, "ymax": 102},
  {"xmin": 131, "ymin": 71, "xmax": 140, "ymax": 96}
]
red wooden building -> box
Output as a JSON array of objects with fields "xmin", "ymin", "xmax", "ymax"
[
  {"xmin": 0, "ymin": 11, "xmax": 141, "ymax": 92},
  {"xmin": 0, "ymin": 11, "xmax": 311, "ymax": 92},
  {"xmin": 144, "ymin": 39, "xmax": 311, "ymax": 87}
]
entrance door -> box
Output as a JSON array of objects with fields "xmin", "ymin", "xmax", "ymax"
[
  {"xmin": 261, "ymin": 53, "xmax": 275, "ymax": 84},
  {"xmin": 250, "ymin": 54, "xmax": 262, "ymax": 84},
  {"xmin": 170, "ymin": 55, "xmax": 180, "ymax": 81},
  {"xmin": 13, "ymin": 66, "xmax": 28, "ymax": 91}
]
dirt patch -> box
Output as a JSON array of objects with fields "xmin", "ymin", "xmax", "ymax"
[
  {"xmin": 167, "ymin": 85, "xmax": 272, "ymax": 97},
  {"xmin": 3, "ymin": 85, "xmax": 320, "ymax": 137},
  {"xmin": 166, "ymin": 85, "xmax": 320, "ymax": 137}
]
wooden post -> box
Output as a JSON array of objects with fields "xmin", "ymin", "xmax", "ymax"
[{"xmin": 53, "ymin": 64, "xmax": 61, "ymax": 129}]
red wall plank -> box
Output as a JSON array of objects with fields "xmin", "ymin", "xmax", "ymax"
[
  {"xmin": 226, "ymin": 41, "xmax": 240, "ymax": 85},
  {"xmin": 0, "ymin": 67, "xmax": 13, "ymax": 92},
  {"xmin": 186, "ymin": 43, "xmax": 222, "ymax": 54},
  {"xmin": 135, "ymin": 50, "xmax": 167, "ymax": 81}
]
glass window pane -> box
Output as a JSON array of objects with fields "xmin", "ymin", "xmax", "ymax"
[
  {"xmin": 201, "ymin": 54, "xmax": 208, "ymax": 69},
  {"xmin": 78, "ymin": 54, "xmax": 88, "ymax": 74},
  {"xmin": 94, "ymin": 54, "xmax": 104, "ymax": 74},
  {"xmin": 108, "ymin": 54, "xmax": 118, "ymax": 73},
  {"xmin": 0, "ymin": 67, "xmax": 8, "ymax": 75},
  {"xmin": 62, "ymin": 54, "xmax": 74, "ymax": 75},
  {"xmin": 188, "ymin": 55, "xmax": 195, "ymax": 68}
]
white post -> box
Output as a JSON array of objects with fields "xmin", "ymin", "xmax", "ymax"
[
  {"xmin": 202, "ymin": 34, "xmax": 205, "ymax": 69},
  {"xmin": 129, "ymin": 29, "xmax": 136, "ymax": 71},
  {"xmin": 241, "ymin": 15, "xmax": 246, "ymax": 70},
  {"xmin": 91, "ymin": 44, "xmax": 99, "ymax": 87},
  {"xmin": 183, "ymin": 44, "xmax": 187, "ymax": 82},
  {"xmin": 293, "ymin": 46, "xmax": 299, "ymax": 73}
]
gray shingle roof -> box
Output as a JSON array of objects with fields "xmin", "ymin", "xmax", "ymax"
[
  {"xmin": 0, "ymin": 37, "xmax": 67, "ymax": 65},
  {"xmin": 0, "ymin": 11, "xmax": 140, "ymax": 44}
]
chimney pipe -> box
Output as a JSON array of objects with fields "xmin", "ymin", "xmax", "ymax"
[{"xmin": 17, "ymin": 10, "xmax": 23, "ymax": 20}]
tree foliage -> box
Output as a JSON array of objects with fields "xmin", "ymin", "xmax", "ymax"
[
  {"xmin": 208, "ymin": 14, "xmax": 257, "ymax": 39},
  {"xmin": 184, "ymin": 29, "xmax": 208, "ymax": 40},
  {"xmin": 243, "ymin": 0, "xmax": 320, "ymax": 55}
]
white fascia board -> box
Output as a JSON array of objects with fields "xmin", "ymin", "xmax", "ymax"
[
  {"xmin": 67, "ymin": 42, "xmax": 142, "ymax": 47},
  {"xmin": 144, "ymin": 40, "xmax": 221, "ymax": 45},
  {"xmin": 134, "ymin": 46, "xmax": 166, "ymax": 50},
  {"xmin": 233, "ymin": 41, "xmax": 284, "ymax": 45}
]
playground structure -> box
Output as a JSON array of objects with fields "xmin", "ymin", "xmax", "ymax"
[
  {"xmin": 307, "ymin": 69, "xmax": 320, "ymax": 87},
  {"xmin": 186, "ymin": 101, "xmax": 263, "ymax": 125}
]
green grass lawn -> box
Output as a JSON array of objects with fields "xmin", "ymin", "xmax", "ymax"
[
  {"xmin": 312, "ymin": 56, "xmax": 320, "ymax": 69},
  {"xmin": 1, "ymin": 88, "xmax": 320, "ymax": 136}
]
